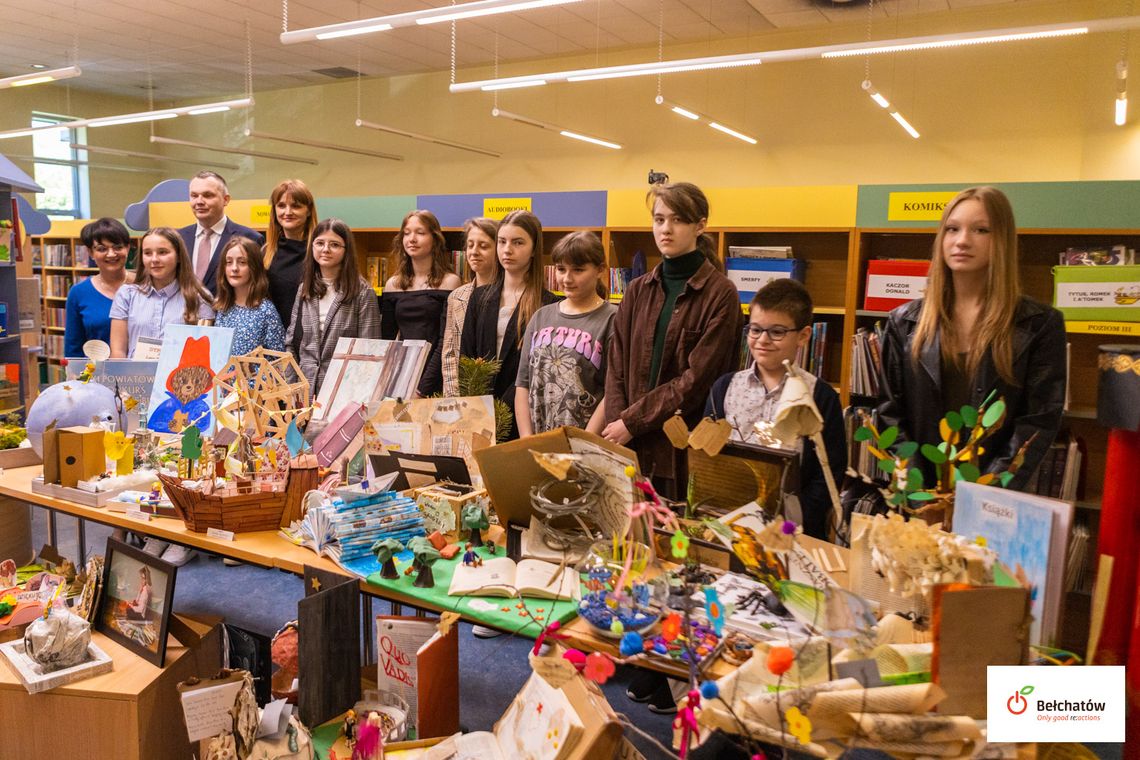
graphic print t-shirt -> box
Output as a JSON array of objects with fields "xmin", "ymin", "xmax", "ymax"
[{"xmin": 516, "ymin": 301, "xmax": 617, "ymax": 433}]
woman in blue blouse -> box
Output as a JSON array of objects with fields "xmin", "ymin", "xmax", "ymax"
[
  {"xmin": 109, "ymin": 227, "xmax": 214, "ymax": 358},
  {"xmin": 214, "ymin": 237, "xmax": 285, "ymax": 355},
  {"xmin": 65, "ymin": 218, "xmax": 129, "ymax": 357}
]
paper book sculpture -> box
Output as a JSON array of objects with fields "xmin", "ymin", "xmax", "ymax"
[
  {"xmin": 213, "ymin": 347, "xmax": 312, "ymax": 440},
  {"xmin": 147, "ymin": 324, "xmax": 234, "ymax": 436}
]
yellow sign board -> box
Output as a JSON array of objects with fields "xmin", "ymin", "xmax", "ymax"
[
  {"xmin": 887, "ymin": 191, "xmax": 959, "ymax": 222},
  {"xmin": 1065, "ymin": 320, "xmax": 1140, "ymax": 337},
  {"xmin": 250, "ymin": 204, "xmax": 272, "ymax": 226},
  {"xmin": 483, "ymin": 197, "xmax": 532, "ymax": 220}
]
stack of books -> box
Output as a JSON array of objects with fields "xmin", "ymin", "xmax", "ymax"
[{"xmin": 849, "ymin": 324, "xmax": 885, "ymax": 398}]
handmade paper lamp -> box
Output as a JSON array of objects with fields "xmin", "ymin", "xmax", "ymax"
[
  {"xmin": 769, "ymin": 360, "xmax": 843, "ymax": 537},
  {"xmin": 1090, "ymin": 345, "xmax": 1140, "ymax": 752}
]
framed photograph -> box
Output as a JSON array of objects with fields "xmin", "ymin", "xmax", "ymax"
[{"xmin": 95, "ymin": 538, "xmax": 177, "ymax": 667}]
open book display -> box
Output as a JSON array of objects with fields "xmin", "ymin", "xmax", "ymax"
[{"xmin": 448, "ymin": 556, "xmax": 579, "ymax": 601}]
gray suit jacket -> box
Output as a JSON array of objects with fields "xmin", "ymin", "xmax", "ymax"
[{"xmin": 285, "ymin": 277, "xmax": 382, "ymax": 396}]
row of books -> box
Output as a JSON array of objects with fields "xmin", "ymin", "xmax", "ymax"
[
  {"xmin": 1058, "ymin": 245, "xmax": 1135, "ymax": 266},
  {"xmin": 793, "ymin": 322, "xmax": 829, "ymax": 378},
  {"xmin": 37, "ymin": 244, "xmax": 94, "ymax": 268},
  {"xmin": 844, "ymin": 405, "xmax": 881, "ymax": 481},
  {"xmin": 727, "ymin": 245, "xmax": 794, "ymax": 259},
  {"xmin": 366, "ymin": 256, "xmax": 389, "ymax": 289},
  {"xmin": 44, "ymin": 306, "xmax": 66, "ymax": 329},
  {"xmin": 1024, "ymin": 431, "xmax": 1085, "ymax": 502},
  {"xmin": 849, "ymin": 324, "xmax": 884, "ymax": 398},
  {"xmin": 42, "ymin": 274, "xmax": 73, "ymax": 298},
  {"xmin": 43, "ymin": 333, "xmax": 64, "ymax": 358},
  {"xmin": 609, "ymin": 267, "xmax": 634, "ymax": 295}
]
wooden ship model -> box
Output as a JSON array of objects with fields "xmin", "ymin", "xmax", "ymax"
[{"xmin": 158, "ymin": 359, "xmax": 320, "ymax": 534}]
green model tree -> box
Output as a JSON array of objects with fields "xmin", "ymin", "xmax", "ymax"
[
  {"xmin": 412, "ymin": 544, "xmax": 442, "ymax": 589},
  {"xmin": 371, "ymin": 537, "xmax": 404, "ymax": 580},
  {"xmin": 461, "ymin": 503, "xmax": 491, "ymax": 551}
]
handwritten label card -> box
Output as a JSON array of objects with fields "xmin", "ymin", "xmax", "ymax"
[
  {"xmin": 180, "ymin": 681, "xmax": 244, "ymax": 742},
  {"xmin": 532, "ymin": 655, "xmax": 576, "ymax": 689}
]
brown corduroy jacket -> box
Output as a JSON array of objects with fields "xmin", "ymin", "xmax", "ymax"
[{"xmin": 604, "ymin": 257, "xmax": 743, "ymax": 489}]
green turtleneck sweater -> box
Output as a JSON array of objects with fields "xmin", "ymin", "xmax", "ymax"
[{"xmin": 649, "ymin": 249, "xmax": 705, "ymax": 387}]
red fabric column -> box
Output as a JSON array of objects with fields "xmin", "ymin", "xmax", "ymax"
[{"xmin": 1095, "ymin": 428, "xmax": 1140, "ymax": 668}]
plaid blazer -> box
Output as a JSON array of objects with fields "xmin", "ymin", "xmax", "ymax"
[{"xmin": 286, "ymin": 276, "xmax": 382, "ymax": 396}]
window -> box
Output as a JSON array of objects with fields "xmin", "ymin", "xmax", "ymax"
[{"xmin": 31, "ymin": 113, "xmax": 89, "ymax": 220}]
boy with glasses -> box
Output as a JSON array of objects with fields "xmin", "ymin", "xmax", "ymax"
[{"xmin": 703, "ymin": 279, "xmax": 846, "ymax": 540}]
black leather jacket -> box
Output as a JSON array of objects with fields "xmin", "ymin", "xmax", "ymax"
[{"xmin": 877, "ymin": 296, "xmax": 1067, "ymax": 491}]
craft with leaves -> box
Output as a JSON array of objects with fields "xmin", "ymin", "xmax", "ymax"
[
  {"xmin": 856, "ymin": 392, "xmax": 1034, "ymax": 528},
  {"xmin": 371, "ymin": 538, "xmax": 404, "ymax": 580},
  {"xmin": 461, "ymin": 502, "xmax": 491, "ymax": 551}
]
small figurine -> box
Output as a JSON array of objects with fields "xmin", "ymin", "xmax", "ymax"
[
  {"xmin": 77, "ymin": 361, "xmax": 96, "ymax": 384},
  {"xmin": 352, "ymin": 710, "xmax": 385, "ymax": 760},
  {"xmin": 371, "ymin": 538, "xmax": 404, "ymax": 580},
  {"xmin": 147, "ymin": 481, "xmax": 162, "ymax": 504},
  {"xmin": 460, "ymin": 503, "xmax": 490, "ymax": 551},
  {"xmin": 343, "ymin": 709, "xmax": 358, "ymax": 747},
  {"xmin": 461, "ymin": 542, "xmax": 482, "ymax": 568}
]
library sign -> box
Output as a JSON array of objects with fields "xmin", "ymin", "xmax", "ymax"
[
  {"xmin": 483, "ymin": 197, "xmax": 532, "ymax": 220},
  {"xmin": 887, "ymin": 191, "xmax": 959, "ymax": 222}
]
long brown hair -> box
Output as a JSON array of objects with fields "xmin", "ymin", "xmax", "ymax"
[
  {"xmin": 463, "ymin": 217, "xmax": 501, "ymax": 285},
  {"xmin": 135, "ymin": 227, "xmax": 212, "ymax": 325},
  {"xmin": 551, "ymin": 231, "xmax": 607, "ymax": 299},
  {"xmin": 299, "ymin": 218, "xmax": 363, "ymax": 303},
  {"xmin": 265, "ymin": 179, "xmax": 318, "ymax": 267},
  {"xmin": 392, "ymin": 209, "xmax": 452, "ymax": 290},
  {"xmin": 214, "ymin": 237, "xmax": 270, "ymax": 312},
  {"xmin": 646, "ymin": 182, "xmax": 721, "ymax": 270},
  {"xmin": 912, "ymin": 186, "xmax": 1021, "ymax": 385},
  {"xmin": 497, "ymin": 210, "xmax": 546, "ymax": 348}
]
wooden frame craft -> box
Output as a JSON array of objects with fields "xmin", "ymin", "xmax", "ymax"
[
  {"xmin": 95, "ymin": 538, "xmax": 178, "ymax": 667},
  {"xmin": 213, "ymin": 347, "xmax": 312, "ymax": 439}
]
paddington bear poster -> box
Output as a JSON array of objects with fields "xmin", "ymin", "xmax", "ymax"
[{"xmin": 147, "ymin": 324, "xmax": 234, "ymax": 436}]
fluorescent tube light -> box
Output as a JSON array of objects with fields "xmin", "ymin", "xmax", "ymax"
[
  {"xmin": 453, "ymin": 16, "xmax": 1140, "ymax": 93},
  {"xmin": 281, "ymin": 0, "xmax": 581, "ymax": 44},
  {"xmin": 0, "ymin": 97, "xmax": 252, "ymax": 140},
  {"xmin": 655, "ymin": 96, "xmax": 758, "ymax": 145},
  {"xmin": 0, "ymin": 65, "xmax": 81, "ymax": 90},
  {"xmin": 708, "ymin": 122, "xmax": 758, "ymax": 145},
  {"xmin": 245, "ymin": 129, "xmax": 403, "ymax": 161},
  {"xmin": 889, "ymin": 112, "xmax": 921, "ymax": 139},
  {"xmin": 354, "ymin": 119, "xmax": 500, "ymax": 158},
  {"xmin": 150, "ymin": 136, "xmax": 319, "ymax": 165},
  {"xmin": 822, "ymin": 27, "xmax": 1088, "ymax": 58},
  {"xmin": 88, "ymin": 112, "xmax": 178, "ymax": 128},
  {"xmin": 1117, "ymin": 61, "xmax": 1129, "ymax": 126},
  {"xmin": 69, "ymin": 143, "xmax": 240, "ymax": 170},
  {"xmin": 10, "ymin": 154, "xmax": 161, "ymax": 174},
  {"xmin": 317, "ymin": 23, "xmax": 393, "ymax": 40},
  {"xmin": 491, "ymin": 107, "xmax": 622, "ymax": 150},
  {"xmin": 416, "ymin": 0, "xmax": 580, "ymax": 24},
  {"xmin": 861, "ymin": 80, "xmax": 891, "ymax": 108},
  {"xmin": 482, "ymin": 79, "xmax": 548, "ymax": 91}
]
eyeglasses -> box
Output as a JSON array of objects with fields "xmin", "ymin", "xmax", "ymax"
[
  {"xmin": 745, "ymin": 324, "xmax": 798, "ymax": 341},
  {"xmin": 93, "ymin": 244, "xmax": 129, "ymax": 254},
  {"xmin": 313, "ymin": 240, "xmax": 345, "ymax": 252}
]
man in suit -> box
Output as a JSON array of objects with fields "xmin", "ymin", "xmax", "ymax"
[{"xmin": 178, "ymin": 171, "xmax": 264, "ymax": 294}]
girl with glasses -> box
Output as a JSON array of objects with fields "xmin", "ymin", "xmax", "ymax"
[
  {"xmin": 65, "ymin": 218, "xmax": 130, "ymax": 357},
  {"xmin": 286, "ymin": 218, "xmax": 381, "ymax": 396}
]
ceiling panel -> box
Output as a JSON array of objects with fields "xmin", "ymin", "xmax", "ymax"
[{"xmin": 0, "ymin": 0, "xmax": 1042, "ymax": 100}]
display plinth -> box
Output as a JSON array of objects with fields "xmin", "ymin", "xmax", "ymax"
[{"xmin": 0, "ymin": 616, "xmax": 221, "ymax": 759}]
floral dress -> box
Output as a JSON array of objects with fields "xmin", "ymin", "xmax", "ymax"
[{"xmin": 216, "ymin": 299, "xmax": 286, "ymax": 356}]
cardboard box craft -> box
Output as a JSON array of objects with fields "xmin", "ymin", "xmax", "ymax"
[
  {"xmin": 473, "ymin": 427, "xmax": 637, "ymax": 530},
  {"xmin": 57, "ymin": 426, "xmax": 106, "ymax": 488}
]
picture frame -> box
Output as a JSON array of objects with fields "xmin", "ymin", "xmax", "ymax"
[{"xmin": 95, "ymin": 538, "xmax": 177, "ymax": 667}]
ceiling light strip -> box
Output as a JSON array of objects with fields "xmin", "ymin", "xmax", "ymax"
[
  {"xmin": 0, "ymin": 65, "xmax": 81, "ymax": 90},
  {"xmin": 451, "ymin": 15, "xmax": 1140, "ymax": 93},
  {"xmin": 245, "ymin": 129, "xmax": 404, "ymax": 161},
  {"xmin": 149, "ymin": 136, "xmax": 319, "ymax": 165},
  {"xmin": 656, "ymin": 97, "xmax": 758, "ymax": 145},
  {"xmin": 354, "ymin": 119, "xmax": 501, "ymax": 158},
  {"xmin": 281, "ymin": 0, "xmax": 582, "ymax": 44},
  {"xmin": 862, "ymin": 81, "xmax": 920, "ymax": 140},
  {"xmin": 10, "ymin": 154, "xmax": 161, "ymax": 174},
  {"xmin": 491, "ymin": 107, "xmax": 621, "ymax": 150},
  {"xmin": 69, "ymin": 143, "xmax": 240, "ymax": 170},
  {"xmin": 1117, "ymin": 61, "xmax": 1129, "ymax": 126},
  {"xmin": 0, "ymin": 98, "xmax": 252, "ymax": 140}
]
